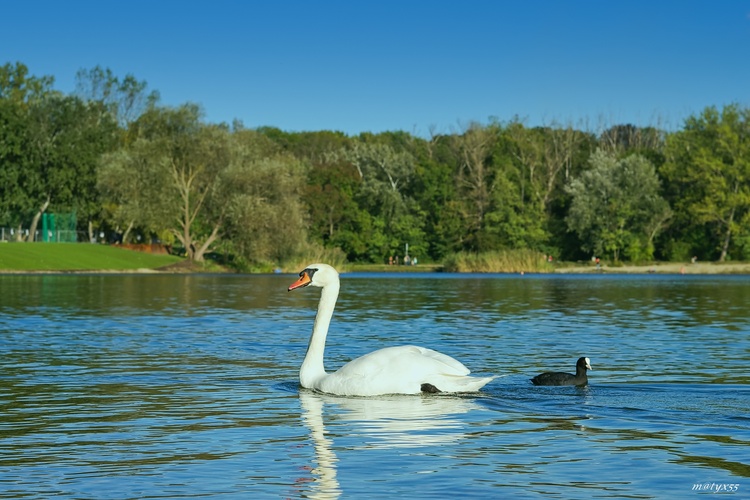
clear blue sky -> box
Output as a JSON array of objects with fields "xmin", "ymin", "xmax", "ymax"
[{"xmin": 2, "ymin": 0, "xmax": 749, "ymax": 136}]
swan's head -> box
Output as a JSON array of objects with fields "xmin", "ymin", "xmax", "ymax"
[{"xmin": 288, "ymin": 263, "xmax": 339, "ymax": 291}]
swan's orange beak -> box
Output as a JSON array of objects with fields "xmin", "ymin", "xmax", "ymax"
[{"xmin": 288, "ymin": 272, "xmax": 312, "ymax": 291}]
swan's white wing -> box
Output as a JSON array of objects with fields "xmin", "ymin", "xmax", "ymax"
[
  {"xmin": 409, "ymin": 346, "xmax": 472, "ymax": 375},
  {"xmin": 317, "ymin": 345, "xmax": 483, "ymax": 396},
  {"xmin": 337, "ymin": 345, "xmax": 469, "ymax": 377}
]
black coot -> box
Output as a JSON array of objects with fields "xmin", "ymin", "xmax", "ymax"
[{"xmin": 531, "ymin": 357, "xmax": 592, "ymax": 386}]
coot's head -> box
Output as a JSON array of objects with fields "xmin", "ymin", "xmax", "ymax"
[{"xmin": 577, "ymin": 357, "xmax": 592, "ymax": 371}]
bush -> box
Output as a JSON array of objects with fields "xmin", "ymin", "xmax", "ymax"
[
  {"xmin": 282, "ymin": 243, "xmax": 348, "ymax": 273},
  {"xmin": 662, "ymin": 239, "xmax": 692, "ymax": 262},
  {"xmin": 442, "ymin": 249, "xmax": 551, "ymax": 273}
]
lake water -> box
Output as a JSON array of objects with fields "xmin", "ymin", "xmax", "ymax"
[{"xmin": 1, "ymin": 272, "xmax": 749, "ymax": 498}]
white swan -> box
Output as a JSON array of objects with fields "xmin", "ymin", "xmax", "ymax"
[{"xmin": 288, "ymin": 263, "xmax": 495, "ymax": 396}]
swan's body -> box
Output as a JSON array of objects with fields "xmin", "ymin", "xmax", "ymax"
[{"xmin": 288, "ymin": 263, "xmax": 495, "ymax": 396}]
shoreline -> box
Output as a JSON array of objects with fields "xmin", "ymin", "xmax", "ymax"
[
  {"xmin": 3, "ymin": 262, "xmax": 750, "ymax": 275},
  {"xmin": 553, "ymin": 262, "xmax": 750, "ymax": 275}
]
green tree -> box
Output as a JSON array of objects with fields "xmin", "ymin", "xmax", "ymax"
[
  {"xmin": 599, "ymin": 124, "xmax": 665, "ymax": 157},
  {"xmin": 411, "ymin": 135, "xmax": 463, "ymax": 259},
  {"xmin": 218, "ymin": 150, "xmax": 308, "ymax": 266},
  {"xmin": 0, "ymin": 90, "xmax": 29, "ymax": 233},
  {"xmin": 448, "ymin": 122, "xmax": 501, "ymax": 251},
  {"xmin": 256, "ymin": 127, "xmax": 347, "ymax": 163},
  {"xmin": 33, "ymin": 95, "xmax": 120, "ymax": 241},
  {"xmin": 100, "ymin": 104, "xmax": 231, "ymax": 260},
  {"xmin": 100, "ymin": 109, "xmax": 311, "ymax": 266},
  {"xmin": 662, "ymin": 104, "xmax": 750, "ymax": 261},
  {"xmin": 97, "ymin": 139, "xmax": 173, "ymax": 243},
  {"xmin": 326, "ymin": 140, "xmax": 424, "ymax": 261},
  {"xmin": 499, "ymin": 120, "xmax": 593, "ymax": 256},
  {"xmin": 0, "ymin": 62, "xmax": 55, "ymax": 238},
  {"xmin": 0, "ymin": 62, "xmax": 54, "ymax": 104},
  {"xmin": 75, "ymin": 65, "xmax": 159, "ymax": 127},
  {"xmin": 303, "ymin": 158, "xmax": 361, "ymax": 247},
  {"xmin": 566, "ymin": 150, "xmax": 671, "ymax": 261},
  {"xmin": 0, "ymin": 63, "xmax": 119, "ymax": 241},
  {"xmin": 445, "ymin": 121, "xmax": 552, "ymax": 253}
]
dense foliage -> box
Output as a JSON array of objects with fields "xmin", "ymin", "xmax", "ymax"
[{"xmin": 2, "ymin": 62, "xmax": 749, "ymax": 268}]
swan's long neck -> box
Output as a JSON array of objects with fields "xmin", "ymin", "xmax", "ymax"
[{"xmin": 300, "ymin": 280, "xmax": 339, "ymax": 388}]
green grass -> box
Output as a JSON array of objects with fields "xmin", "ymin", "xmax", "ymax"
[
  {"xmin": 0, "ymin": 243, "xmax": 184, "ymax": 271},
  {"xmin": 442, "ymin": 249, "xmax": 553, "ymax": 273},
  {"xmin": 345, "ymin": 263, "xmax": 443, "ymax": 273}
]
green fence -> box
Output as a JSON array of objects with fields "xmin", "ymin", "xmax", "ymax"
[{"xmin": 41, "ymin": 212, "xmax": 78, "ymax": 242}]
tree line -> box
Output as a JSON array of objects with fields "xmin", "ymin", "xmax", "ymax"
[{"xmin": 1, "ymin": 62, "xmax": 749, "ymax": 269}]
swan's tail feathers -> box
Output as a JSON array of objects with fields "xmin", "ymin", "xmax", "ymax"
[
  {"xmin": 436, "ymin": 374, "xmax": 496, "ymax": 393},
  {"xmin": 466, "ymin": 375, "xmax": 496, "ymax": 392}
]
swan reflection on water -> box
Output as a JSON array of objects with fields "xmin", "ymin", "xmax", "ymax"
[{"xmin": 298, "ymin": 390, "xmax": 482, "ymax": 498}]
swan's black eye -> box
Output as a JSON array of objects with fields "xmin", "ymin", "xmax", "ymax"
[{"xmin": 304, "ymin": 268, "xmax": 318, "ymax": 279}]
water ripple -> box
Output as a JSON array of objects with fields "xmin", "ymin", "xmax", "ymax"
[{"xmin": 1, "ymin": 274, "xmax": 749, "ymax": 498}]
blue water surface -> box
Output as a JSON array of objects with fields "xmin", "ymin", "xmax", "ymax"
[{"xmin": 1, "ymin": 272, "xmax": 748, "ymax": 498}]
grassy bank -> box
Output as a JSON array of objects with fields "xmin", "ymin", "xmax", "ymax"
[
  {"xmin": 344, "ymin": 263, "xmax": 443, "ymax": 273},
  {"xmin": 0, "ymin": 242, "xmax": 184, "ymax": 272},
  {"xmin": 2, "ymin": 242, "xmax": 750, "ymax": 274},
  {"xmin": 555, "ymin": 261, "xmax": 750, "ymax": 274},
  {"xmin": 442, "ymin": 249, "xmax": 552, "ymax": 273}
]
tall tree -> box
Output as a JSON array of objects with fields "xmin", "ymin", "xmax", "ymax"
[
  {"xmin": 411, "ymin": 134, "xmax": 463, "ymax": 259},
  {"xmin": 457, "ymin": 123, "xmax": 495, "ymax": 232},
  {"xmin": 599, "ymin": 124, "xmax": 664, "ymax": 156},
  {"xmin": 0, "ymin": 62, "xmax": 54, "ymax": 104},
  {"xmin": 97, "ymin": 139, "xmax": 173, "ymax": 243},
  {"xmin": 33, "ymin": 95, "xmax": 119, "ymax": 241},
  {"xmin": 75, "ymin": 65, "xmax": 159, "ymax": 127},
  {"xmin": 100, "ymin": 104, "xmax": 231, "ymax": 260},
  {"xmin": 303, "ymin": 158, "xmax": 361, "ymax": 245},
  {"xmin": 662, "ymin": 104, "xmax": 750, "ymax": 261},
  {"xmin": 219, "ymin": 150, "xmax": 309, "ymax": 266},
  {"xmin": 0, "ymin": 62, "xmax": 55, "ymax": 239},
  {"xmin": 1, "ymin": 63, "xmax": 118, "ymax": 241},
  {"xmin": 0, "ymin": 91, "xmax": 29, "ymax": 234},
  {"xmin": 326, "ymin": 140, "xmax": 423, "ymax": 261},
  {"xmin": 451, "ymin": 122, "xmax": 499, "ymax": 251},
  {"xmin": 566, "ymin": 150, "xmax": 671, "ymax": 261}
]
